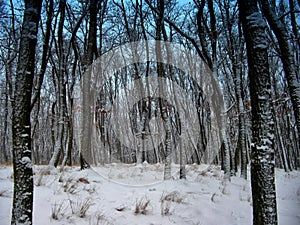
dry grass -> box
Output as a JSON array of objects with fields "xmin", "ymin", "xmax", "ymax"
[
  {"xmin": 62, "ymin": 177, "xmax": 79, "ymax": 194},
  {"xmin": 78, "ymin": 177, "xmax": 89, "ymax": 184},
  {"xmin": 134, "ymin": 196, "xmax": 151, "ymax": 215},
  {"xmin": 0, "ymin": 162, "xmax": 12, "ymax": 166},
  {"xmin": 0, "ymin": 190, "xmax": 8, "ymax": 197},
  {"xmin": 51, "ymin": 201, "xmax": 66, "ymax": 220},
  {"xmin": 69, "ymin": 197, "xmax": 93, "ymax": 218},
  {"xmin": 161, "ymin": 191, "xmax": 184, "ymax": 203},
  {"xmin": 160, "ymin": 191, "xmax": 185, "ymax": 216},
  {"xmin": 89, "ymin": 211, "xmax": 112, "ymax": 225},
  {"xmin": 35, "ymin": 167, "xmax": 51, "ymax": 186}
]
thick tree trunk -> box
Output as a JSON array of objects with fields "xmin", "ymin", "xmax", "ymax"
[
  {"xmin": 260, "ymin": 0, "xmax": 300, "ymax": 143},
  {"xmin": 11, "ymin": 0, "xmax": 42, "ymax": 224},
  {"xmin": 238, "ymin": 0, "xmax": 278, "ymax": 224},
  {"xmin": 81, "ymin": 0, "xmax": 99, "ymax": 169}
]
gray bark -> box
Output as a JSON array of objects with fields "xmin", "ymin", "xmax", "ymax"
[{"xmin": 81, "ymin": 0, "xmax": 99, "ymax": 168}]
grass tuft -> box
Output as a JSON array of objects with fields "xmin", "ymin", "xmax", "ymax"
[{"xmin": 134, "ymin": 196, "xmax": 151, "ymax": 215}]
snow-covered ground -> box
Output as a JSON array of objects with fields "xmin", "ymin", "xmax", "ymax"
[{"xmin": 0, "ymin": 163, "xmax": 299, "ymax": 225}]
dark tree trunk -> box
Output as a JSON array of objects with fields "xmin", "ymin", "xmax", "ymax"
[
  {"xmin": 31, "ymin": 0, "xmax": 53, "ymax": 109},
  {"xmin": 238, "ymin": 0, "xmax": 278, "ymax": 224},
  {"xmin": 11, "ymin": 0, "xmax": 42, "ymax": 224},
  {"xmin": 260, "ymin": 0, "xmax": 300, "ymax": 153},
  {"xmin": 49, "ymin": 0, "xmax": 67, "ymax": 167},
  {"xmin": 81, "ymin": 0, "xmax": 99, "ymax": 169}
]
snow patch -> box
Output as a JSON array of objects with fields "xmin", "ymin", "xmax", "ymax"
[
  {"xmin": 20, "ymin": 157, "xmax": 32, "ymax": 169},
  {"xmin": 20, "ymin": 133, "xmax": 29, "ymax": 138},
  {"xmin": 256, "ymin": 145, "xmax": 269, "ymax": 150}
]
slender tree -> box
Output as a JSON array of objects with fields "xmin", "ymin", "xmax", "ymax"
[
  {"xmin": 49, "ymin": 0, "xmax": 67, "ymax": 167},
  {"xmin": 11, "ymin": 0, "xmax": 42, "ymax": 224},
  {"xmin": 195, "ymin": 0, "xmax": 231, "ymax": 179},
  {"xmin": 238, "ymin": 0, "xmax": 278, "ymax": 224}
]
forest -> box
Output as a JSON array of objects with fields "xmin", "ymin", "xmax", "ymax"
[{"xmin": 0, "ymin": 0, "xmax": 299, "ymax": 224}]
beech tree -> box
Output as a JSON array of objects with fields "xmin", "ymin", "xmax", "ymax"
[
  {"xmin": 11, "ymin": 0, "xmax": 42, "ymax": 224},
  {"xmin": 238, "ymin": 0, "xmax": 278, "ymax": 224}
]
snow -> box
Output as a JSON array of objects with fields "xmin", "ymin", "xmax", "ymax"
[
  {"xmin": 0, "ymin": 164, "xmax": 299, "ymax": 225},
  {"xmin": 20, "ymin": 133, "xmax": 29, "ymax": 138},
  {"xmin": 20, "ymin": 157, "xmax": 32, "ymax": 169}
]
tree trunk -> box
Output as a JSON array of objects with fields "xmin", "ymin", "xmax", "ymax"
[
  {"xmin": 236, "ymin": 75, "xmax": 247, "ymax": 179},
  {"xmin": 154, "ymin": 0, "xmax": 172, "ymax": 180},
  {"xmin": 31, "ymin": 0, "xmax": 53, "ymax": 109},
  {"xmin": 81, "ymin": 0, "xmax": 99, "ymax": 169},
  {"xmin": 49, "ymin": 0, "xmax": 67, "ymax": 167},
  {"xmin": 238, "ymin": 0, "xmax": 278, "ymax": 224},
  {"xmin": 11, "ymin": 0, "xmax": 42, "ymax": 224},
  {"xmin": 225, "ymin": 3, "xmax": 247, "ymax": 178},
  {"xmin": 260, "ymin": 0, "xmax": 300, "ymax": 144}
]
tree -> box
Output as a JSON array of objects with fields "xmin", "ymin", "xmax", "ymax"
[
  {"xmin": 238, "ymin": 0, "xmax": 278, "ymax": 224},
  {"xmin": 195, "ymin": 0, "xmax": 231, "ymax": 179},
  {"xmin": 260, "ymin": 0, "xmax": 300, "ymax": 151},
  {"xmin": 80, "ymin": 0, "xmax": 100, "ymax": 169},
  {"xmin": 154, "ymin": 0, "xmax": 172, "ymax": 180},
  {"xmin": 11, "ymin": 0, "xmax": 42, "ymax": 224},
  {"xmin": 49, "ymin": 0, "xmax": 67, "ymax": 167},
  {"xmin": 219, "ymin": 0, "xmax": 248, "ymax": 178}
]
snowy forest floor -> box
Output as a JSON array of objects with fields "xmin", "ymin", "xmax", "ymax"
[{"xmin": 0, "ymin": 163, "xmax": 299, "ymax": 225}]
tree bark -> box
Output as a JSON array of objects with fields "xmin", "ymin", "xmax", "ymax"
[
  {"xmin": 260, "ymin": 0, "xmax": 300, "ymax": 144},
  {"xmin": 11, "ymin": 0, "xmax": 42, "ymax": 224},
  {"xmin": 81, "ymin": 0, "xmax": 99, "ymax": 169},
  {"xmin": 31, "ymin": 0, "xmax": 53, "ymax": 109},
  {"xmin": 222, "ymin": 0, "xmax": 247, "ymax": 178},
  {"xmin": 49, "ymin": 0, "xmax": 67, "ymax": 167},
  {"xmin": 238, "ymin": 0, "xmax": 278, "ymax": 224},
  {"xmin": 154, "ymin": 0, "xmax": 172, "ymax": 180}
]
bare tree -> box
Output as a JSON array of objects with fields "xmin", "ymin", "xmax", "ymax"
[
  {"xmin": 11, "ymin": 0, "xmax": 42, "ymax": 224},
  {"xmin": 238, "ymin": 0, "xmax": 278, "ymax": 224},
  {"xmin": 49, "ymin": 0, "xmax": 67, "ymax": 167},
  {"xmin": 195, "ymin": 0, "xmax": 231, "ymax": 179},
  {"xmin": 80, "ymin": 0, "xmax": 100, "ymax": 169},
  {"xmin": 260, "ymin": 0, "xmax": 300, "ymax": 150}
]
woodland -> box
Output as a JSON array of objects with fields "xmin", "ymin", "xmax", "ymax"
[{"xmin": 0, "ymin": 0, "xmax": 299, "ymax": 224}]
